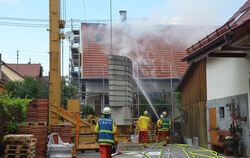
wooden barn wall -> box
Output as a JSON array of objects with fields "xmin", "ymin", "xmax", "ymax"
[{"xmin": 181, "ymin": 58, "xmax": 207, "ymax": 147}]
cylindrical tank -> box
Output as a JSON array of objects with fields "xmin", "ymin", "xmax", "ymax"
[{"xmin": 108, "ymin": 55, "xmax": 133, "ymax": 125}]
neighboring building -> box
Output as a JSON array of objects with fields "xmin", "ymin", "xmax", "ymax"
[
  {"xmin": 177, "ymin": 1, "xmax": 250, "ymax": 155},
  {"xmin": 6, "ymin": 63, "xmax": 43, "ymax": 80},
  {"xmin": 1, "ymin": 62, "xmax": 24, "ymax": 81},
  {"xmin": 1, "ymin": 62, "xmax": 43, "ymax": 82}
]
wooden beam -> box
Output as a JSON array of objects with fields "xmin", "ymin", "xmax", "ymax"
[
  {"xmin": 222, "ymin": 45, "xmax": 250, "ymax": 51},
  {"xmin": 209, "ymin": 53, "xmax": 247, "ymax": 58}
]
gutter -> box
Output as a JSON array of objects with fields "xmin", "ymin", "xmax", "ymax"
[{"xmin": 181, "ymin": 31, "xmax": 233, "ymax": 62}]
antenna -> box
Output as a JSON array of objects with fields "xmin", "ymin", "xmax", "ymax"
[{"xmin": 17, "ymin": 50, "xmax": 19, "ymax": 73}]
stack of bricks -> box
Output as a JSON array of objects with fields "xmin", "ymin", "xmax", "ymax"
[
  {"xmin": 50, "ymin": 124, "xmax": 72, "ymax": 143},
  {"xmin": 18, "ymin": 125, "xmax": 47, "ymax": 158},
  {"xmin": 26, "ymin": 99, "xmax": 48, "ymax": 123},
  {"xmin": 18, "ymin": 98, "xmax": 49, "ymax": 158}
]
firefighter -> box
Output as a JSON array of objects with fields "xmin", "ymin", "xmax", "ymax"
[
  {"xmin": 137, "ymin": 110, "xmax": 150, "ymax": 148},
  {"xmin": 156, "ymin": 114, "xmax": 163, "ymax": 143},
  {"xmin": 95, "ymin": 107, "xmax": 118, "ymax": 158},
  {"xmin": 161, "ymin": 111, "xmax": 171, "ymax": 146}
]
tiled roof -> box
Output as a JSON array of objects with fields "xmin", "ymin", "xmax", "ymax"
[
  {"xmin": 81, "ymin": 24, "xmax": 203, "ymax": 79},
  {"xmin": 6, "ymin": 63, "xmax": 42, "ymax": 78},
  {"xmin": 186, "ymin": 0, "xmax": 250, "ymax": 55}
]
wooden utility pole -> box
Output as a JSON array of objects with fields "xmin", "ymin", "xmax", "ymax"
[{"xmin": 49, "ymin": 0, "xmax": 65, "ymax": 125}]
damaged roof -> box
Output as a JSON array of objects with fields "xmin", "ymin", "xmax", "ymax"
[{"xmin": 81, "ymin": 23, "xmax": 213, "ymax": 79}]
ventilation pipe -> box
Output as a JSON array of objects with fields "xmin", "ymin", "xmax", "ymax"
[{"xmin": 119, "ymin": 10, "xmax": 127, "ymax": 22}]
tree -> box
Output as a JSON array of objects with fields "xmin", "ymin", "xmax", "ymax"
[
  {"xmin": 61, "ymin": 79, "xmax": 78, "ymax": 109},
  {"xmin": 81, "ymin": 105, "xmax": 94, "ymax": 119},
  {"xmin": 4, "ymin": 77, "xmax": 48, "ymax": 99}
]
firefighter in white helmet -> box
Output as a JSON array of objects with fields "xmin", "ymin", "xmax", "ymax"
[
  {"xmin": 137, "ymin": 110, "xmax": 150, "ymax": 148},
  {"xmin": 95, "ymin": 107, "xmax": 118, "ymax": 158},
  {"xmin": 159, "ymin": 111, "xmax": 171, "ymax": 146}
]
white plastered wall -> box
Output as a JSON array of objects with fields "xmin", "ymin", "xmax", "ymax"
[{"xmin": 206, "ymin": 56, "xmax": 250, "ymax": 100}]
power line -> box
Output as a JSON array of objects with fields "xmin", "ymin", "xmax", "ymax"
[{"xmin": 82, "ymin": 0, "xmax": 87, "ymax": 21}]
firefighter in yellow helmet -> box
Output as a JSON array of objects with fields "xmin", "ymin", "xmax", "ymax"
[
  {"xmin": 95, "ymin": 107, "xmax": 118, "ymax": 158},
  {"xmin": 137, "ymin": 110, "xmax": 150, "ymax": 148},
  {"xmin": 159, "ymin": 111, "xmax": 171, "ymax": 146},
  {"xmin": 156, "ymin": 114, "xmax": 163, "ymax": 143}
]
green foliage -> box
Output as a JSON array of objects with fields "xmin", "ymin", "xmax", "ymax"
[
  {"xmin": 81, "ymin": 105, "xmax": 94, "ymax": 119},
  {"xmin": 61, "ymin": 79, "xmax": 78, "ymax": 109},
  {"xmin": 174, "ymin": 92, "xmax": 182, "ymax": 111},
  {"xmin": 0, "ymin": 93, "xmax": 31, "ymax": 134},
  {"xmin": 0, "ymin": 94, "xmax": 31, "ymax": 119},
  {"xmin": 4, "ymin": 77, "xmax": 48, "ymax": 99}
]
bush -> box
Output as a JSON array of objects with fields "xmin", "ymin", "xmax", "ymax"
[{"xmin": 81, "ymin": 106, "xmax": 94, "ymax": 119}]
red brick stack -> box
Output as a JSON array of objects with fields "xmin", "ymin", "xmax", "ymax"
[
  {"xmin": 18, "ymin": 99, "xmax": 49, "ymax": 158},
  {"xmin": 26, "ymin": 99, "xmax": 48, "ymax": 123},
  {"xmin": 26, "ymin": 104, "xmax": 37, "ymax": 122},
  {"xmin": 36, "ymin": 99, "xmax": 48, "ymax": 122},
  {"xmin": 18, "ymin": 125, "xmax": 47, "ymax": 158},
  {"xmin": 50, "ymin": 124, "xmax": 72, "ymax": 143}
]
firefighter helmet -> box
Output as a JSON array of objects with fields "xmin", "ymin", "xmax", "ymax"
[
  {"xmin": 162, "ymin": 111, "xmax": 167, "ymax": 116},
  {"xmin": 103, "ymin": 107, "xmax": 112, "ymax": 115}
]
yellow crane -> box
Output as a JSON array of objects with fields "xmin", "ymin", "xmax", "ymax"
[
  {"xmin": 48, "ymin": 1, "xmax": 130, "ymax": 156},
  {"xmin": 48, "ymin": 0, "xmax": 99, "ymax": 156}
]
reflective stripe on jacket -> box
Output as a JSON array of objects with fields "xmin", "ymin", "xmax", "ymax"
[
  {"xmin": 157, "ymin": 119, "xmax": 162, "ymax": 131},
  {"xmin": 137, "ymin": 116, "xmax": 150, "ymax": 131},
  {"xmin": 96, "ymin": 117, "xmax": 115, "ymax": 144},
  {"xmin": 161, "ymin": 117, "xmax": 171, "ymax": 131}
]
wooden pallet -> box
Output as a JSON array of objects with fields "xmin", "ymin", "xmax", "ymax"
[
  {"xmin": 5, "ymin": 143, "xmax": 36, "ymax": 154},
  {"xmin": 4, "ymin": 135, "xmax": 34, "ymax": 140},
  {"xmin": 4, "ymin": 138, "xmax": 36, "ymax": 145},
  {"xmin": 4, "ymin": 152, "xmax": 36, "ymax": 158},
  {"xmin": 5, "ymin": 143, "xmax": 36, "ymax": 150}
]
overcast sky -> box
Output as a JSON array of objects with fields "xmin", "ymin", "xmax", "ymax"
[{"xmin": 0, "ymin": 0, "xmax": 247, "ymax": 76}]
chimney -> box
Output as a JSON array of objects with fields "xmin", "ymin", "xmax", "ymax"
[{"xmin": 119, "ymin": 10, "xmax": 127, "ymax": 22}]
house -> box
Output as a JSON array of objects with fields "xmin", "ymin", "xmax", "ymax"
[
  {"xmin": 80, "ymin": 13, "xmax": 216, "ymax": 130},
  {"xmin": 6, "ymin": 63, "xmax": 43, "ymax": 80},
  {"xmin": 177, "ymin": 0, "xmax": 250, "ymax": 155},
  {"xmin": 1, "ymin": 62, "xmax": 24, "ymax": 81},
  {"xmin": 1, "ymin": 62, "xmax": 43, "ymax": 81}
]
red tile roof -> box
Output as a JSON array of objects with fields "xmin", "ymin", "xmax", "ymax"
[
  {"xmin": 6, "ymin": 63, "xmax": 42, "ymax": 79},
  {"xmin": 81, "ymin": 24, "xmax": 206, "ymax": 79},
  {"xmin": 186, "ymin": 0, "xmax": 250, "ymax": 55}
]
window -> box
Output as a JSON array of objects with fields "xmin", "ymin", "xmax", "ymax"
[
  {"xmin": 219, "ymin": 107, "xmax": 225, "ymax": 118},
  {"xmin": 95, "ymin": 34, "xmax": 104, "ymax": 43}
]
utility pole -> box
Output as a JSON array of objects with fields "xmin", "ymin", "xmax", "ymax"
[{"xmin": 17, "ymin": 50, "xmax": 19, "ymax": 73}]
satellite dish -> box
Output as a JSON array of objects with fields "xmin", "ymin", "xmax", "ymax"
[{"xmin": 65, "ymin": 31, "xmax": 74, "ymax": 41}]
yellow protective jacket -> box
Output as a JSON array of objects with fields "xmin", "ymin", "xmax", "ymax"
[
  {"xmin": 137, "ymin": 115, "xmax": 150, "ymax": 132},
  {"xmin": 157, "ymin": 119, "xmax": 162, "ymax": 131},
  {"xmin": 95, "ymin": 117, "xmax": 118, "ymax": 146}
]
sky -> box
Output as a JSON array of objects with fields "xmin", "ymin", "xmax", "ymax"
[{"xmin": 0, "ymin": 0, "xmax": 247, "ymax": 76}]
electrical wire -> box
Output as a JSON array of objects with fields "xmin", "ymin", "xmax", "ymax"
[{"xmin": 82, "ymin": 0, "xmax": 87, "ymax": 21}]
